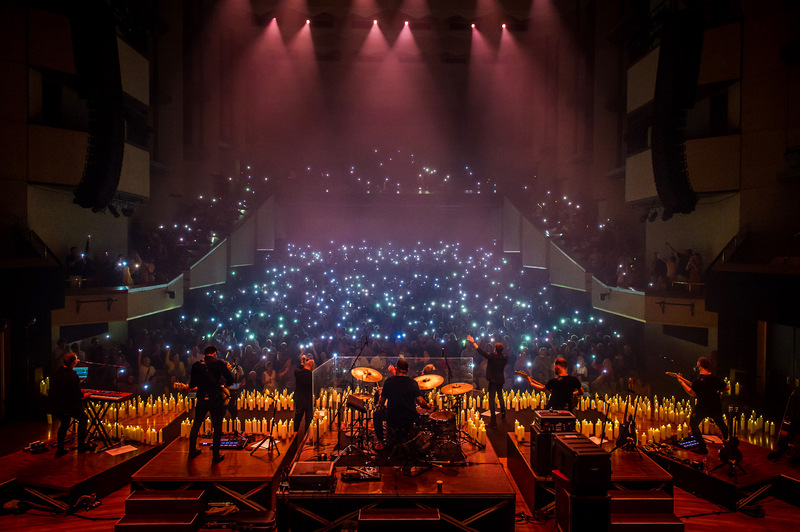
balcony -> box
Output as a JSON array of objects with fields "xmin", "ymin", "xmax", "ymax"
[{"xmin": 52, "ymin": 275, "xmax": 184, "ymax": 327}]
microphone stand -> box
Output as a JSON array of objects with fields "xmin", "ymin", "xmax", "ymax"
[
  {"xmin": 250, "ymin": 390, "xmax": 281, "ymax": 457},
  {"xmin": 347, "ymin": 336, "xmax": 370, "ymax": 392},
  {"xmin": 441, "ymin": 347, "xmax": 453, "ymax": 384}
]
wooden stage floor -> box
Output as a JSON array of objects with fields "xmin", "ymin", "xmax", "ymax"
[
  {"xmin": 131, "ymin": 435, "xmax": 297, "ymax": 512},
  {"xmin": 0, "ymin": 440, "xmax": 163, "ymax": 508},
  {"xmin": 132, "ymin": 436, "xmax": 296, "ymax": 484},
  {"xmin": 643, "ymin": 437, "xmax": 800, "ymax": 509}
]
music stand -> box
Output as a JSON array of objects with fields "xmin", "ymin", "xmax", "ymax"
[{"xmin": 250, "ymin": 391, "xmax": 280, "ymax": 457}]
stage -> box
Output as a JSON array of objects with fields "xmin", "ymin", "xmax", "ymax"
[
  {"xmin": 130, "ymin": 435, "xmax": 297, "ymax": 512},
  {"xmin": 276, "ymin": 426, "xmax": 517, "ymax": 532},
  {"xmin": 642, "ymin": 438, "xmax": 800, "ymax": 510}
]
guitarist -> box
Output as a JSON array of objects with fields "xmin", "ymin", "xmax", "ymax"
[
  {"xmin": 674, "ymin": 356, "xmax": 729, "ymax": 455},
  {"xmin": 524, "ymin": 357, "xmax": 583, "ymax": 412},
  {"xmin": 188, "ymin": 346, "xmax": 235, "ymax": 463}
]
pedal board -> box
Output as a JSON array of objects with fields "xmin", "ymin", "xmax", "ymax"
[
  {"xmin": 341, "ymin": 466, "xmax": 381, "ymax": 482},
  {"xmin": 200, "ymin": 436, "xmax": 248, "ymax": 449},
  {"xmin": 674, "ymin": 436, "xmax": 702, "ymax": 449}
]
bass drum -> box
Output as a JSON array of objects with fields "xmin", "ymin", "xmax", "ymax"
[{"xmin": 429, "ymin": 411, "xmax": 458, "ymax": 440}]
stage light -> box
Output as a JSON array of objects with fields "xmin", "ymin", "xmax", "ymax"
[
  {"xmin": 471, "ymin": 23, "xmax": 475, "ymax": 28},
  {"xmin": 405, "ymin": 20, "xmax": 408, "ymax": 26},
  {"xmin": 502, "ymin": 23, "xmax": 507, "ymax": 29},
  {"xmin": 373, "ymin": 19, "xmax": 378, "ymax": 25},
  {"xmin": 306, "ymin": 19, "xmax": 310, "ymax": 25}
]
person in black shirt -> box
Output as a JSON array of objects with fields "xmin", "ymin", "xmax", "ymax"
[
  {"xmin": 188, "ymin": 346, "xmax": 235, "ymax": 463},
  {"xmin": 50, "ymin": 352, "xmax": 92, "ymax": 457},
  {"xmin": 526, "ymin": 357, "xmax": 584, "ymax": 411},
  {"xmin": 294, "ymin": 355, "xmax": 315, "ymax": 431},
  {"xmin": 676, "ymin": 356, "xmax": 729, "ymax": 454},
  {"xmin": 374, "ymin": 359, "xmax": 430, "ymax": 450},
  {"xmin": 467, "ymin": 335, "xmax": 507, "ymax": 427}
]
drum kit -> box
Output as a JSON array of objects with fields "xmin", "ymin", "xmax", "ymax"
[{"xmin": 341, "ymin": 365, "xmax": 481, "ymax": 461}]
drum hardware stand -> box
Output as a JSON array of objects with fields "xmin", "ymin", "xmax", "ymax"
[
  {"xmin": 250, "ymin": 391, "xmax": 280, "ymax": 457},
  {"xmin": 340, "ymin": 398, "xmax": 375, "ymax": 457},
  {"xmin": 452, "ymin": 392, "xmax": 485, "ymax": 449},
  {"xmin": 606, "ymin": 379, "xmax": 641, "ymax": 455},
  {"xmin": 710, "ymin": 406, "xmax": 746, "ymax": 480}
]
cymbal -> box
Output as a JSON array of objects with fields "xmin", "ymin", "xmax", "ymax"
[
  {"xmin": 414, "ymin": 374, "xmax": 444, "ymax": 390},
  {"xmin": 440, "ymin": 382, "xmax": 474, "ymax": 395},
  {"xmin": 351, "ymin": 367, "xmax": 383, "ymax": 383},
  {"xmin": 350, "ymin": 393, "xmax": 374, "ymax": 401}
]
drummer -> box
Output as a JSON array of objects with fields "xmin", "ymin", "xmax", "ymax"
[{"xmin": 374, "ymin": 359, "xmax": 431, "ymax": 451}]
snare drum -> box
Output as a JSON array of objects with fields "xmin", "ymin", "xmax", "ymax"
[{"xmin": 416, "ymin": 405, "xmax": 433, "ymax": 426}]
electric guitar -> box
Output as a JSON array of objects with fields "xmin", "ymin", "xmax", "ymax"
[
  {"xmin": 718, "ymin": 405, "xmax": 743, "ymax": 464},
  {"xmin": 174, "ymin": 382, "xmax": 231, "ymax": 405}
]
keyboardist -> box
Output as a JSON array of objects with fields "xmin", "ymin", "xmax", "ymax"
[{"xmin": 50, "ymin": 352, "xmax": 92, "ymax": 457}]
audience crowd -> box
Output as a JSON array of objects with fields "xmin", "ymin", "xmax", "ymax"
[{"xmin": 57, "ymin": 241, "xmax": 641, "ymax": 402}]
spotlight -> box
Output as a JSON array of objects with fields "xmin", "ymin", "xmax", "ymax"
[
  {"xmin": 373, "ymin": 19, "xmax": 378, "ymax": 25},
  {"xmin": 306, "ymin": 19, "xmax": 310, "ymax": 25},
  {"xmin": 502, "ymin": 23, "xmax": 507, "ymax": 29},
  {"xmin": 405, "ymin": 20, "xmax": 408, "ymax": 26},
  {"xmin": 471, "ymin": 23, "xmax": 476, "ymax": 29}
]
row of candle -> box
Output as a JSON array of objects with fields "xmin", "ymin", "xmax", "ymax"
[
  {"xmin": 179, "ymin": 417, "xmax": 243, "ymax": 436},
  {"xmin": 237, "ymin": 390, "xmax": 296, "ymax": 412},
  {"xmin": 307, "ymin": 410, "xmax": 330, "ymax": 444},
  {"xmin": 464, "ymin": 410, "xmax": 487, "ymax": 445}
]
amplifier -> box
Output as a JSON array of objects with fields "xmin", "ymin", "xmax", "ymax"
[
  {"xmin": 552, "ymin": 432, "xmax": 610, "ymax": 496},
  {"xmin": 346, "ymin": 393, "xmax": 372, "ymax": 414},
  {"xmin": 288, "ymin": 461, "xmax": 335, "ymax": 491},
  {"xmin": 532, "ymin": 410, "xmax": 577, "ymax": 432},
  {"xmin": 554, "ymin": 470, "xmax": 610, "ymax": 532},
  {"xmin": 530, "ymin": 425, "xmax": 555, "ymax": 476}
]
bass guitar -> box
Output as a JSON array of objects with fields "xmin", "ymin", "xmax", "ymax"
[
  {"xmin": 514, "ymin": 370, "xmax": 544, "ymax": 388},
  {"xmin": 666, "ymin": 371, "xmax": 692, "ymax": 387},
  {"xmin": 515, "ymin": 370, "xmax": 582, "ymax": 411}
]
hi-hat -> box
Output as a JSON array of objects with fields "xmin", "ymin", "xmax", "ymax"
[
  {"xmin": 414, "ymin": 374, "xmax": 444, "ymax": 390},
  {"xmin": 441, "ymin": 382, "xmax": 473, "ymax": 395},
  {"xmin": 351, "ymin": 367, "xmax": 383, "ymax": 383}
]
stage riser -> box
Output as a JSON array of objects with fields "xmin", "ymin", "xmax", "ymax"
[
  {"xmin": 644, "ymin": 451, "xmax": 738, "ymax": 510},
  {"xmin": 114, "ymin": 513, "xmax": 199, "ymax": 532},
  {"xmin": 124, "ymin": 489, "xmax": 205, "ymax": 515},
  {"xmin": 279, "ymin": 498, "xmax": 513, "ymax": 532},
  {"xmin": 132, "ymin": 480, "xmax": 272, "ymax": 509},
  {"xmin": 358, "ymin": 508, "xmax": 441, "ymax": 531},
  {"xmin": 610, "ymin": 515, "xmax": 684, "ymax": 531},
  {"xmin": 609, "ymin": 490, "xmax": 674, "ymax": 514},
  {"xmin": 555, "ymin": 489, "xmax": 610, "ymax": 532},
  {"xmin": 771, "ymin": 475, "xmax": 800, "ymax": 508}
]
